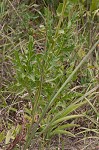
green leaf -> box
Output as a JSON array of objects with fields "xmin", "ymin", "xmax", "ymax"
[
  {"xmin": 57, "ymin": 124, "xmax": 79, "ymax": 130},
  {"xmin": 14, "ymin": 50, "xmax": 21, "ymax": 67},
  {"xmin": 56, "ymin": 3, "xmax": 68, "ymax": 17},
  {"xmin": 50, "ymin": 129, "xmax": 75, "ymax": 137},
  {"xmin": 5, "ymin": 130, "xmax": 12, "ymax": 144},
  {"xmin": 51, "ymin": 115, "xmax": 83, "ymax": 126},
  {"xmin": 57, "ymin": 3, "xmax": 63, "ymax": 16},
  {"xmin": 0, "ymin": 131, "xmax": 5, "ymax": 143},
  {"xmin": 52, "ymin": 101, "xmax": 86, "ymax": 122},
  {"xmin": 91, "ymin": 0, "xmax": 99, "ymax": 11},
  {"xmin": 28, "ymin": 35, "xmax": 34, "ymax": 59}
]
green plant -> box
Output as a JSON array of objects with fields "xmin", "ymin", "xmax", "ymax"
[
  {"xmin": 0, "ymin": 0, "xmax": 99, "ymax": 149},
  {"xmin": 12, "ymin": 1, "xmax": 99, "ymax": 148}
]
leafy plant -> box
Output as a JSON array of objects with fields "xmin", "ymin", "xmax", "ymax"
[
  {"xmin": 0, "ymin": 0, "xmax": 99, "ymax": 149},
  {"xmin": 12, "ymin": 2, "xmax": 99, "ymax": 148}
]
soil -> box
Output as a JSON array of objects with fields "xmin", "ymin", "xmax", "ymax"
[{"xmin": 29, "ymin": 136, "xmax": 99, "ymax": 150}]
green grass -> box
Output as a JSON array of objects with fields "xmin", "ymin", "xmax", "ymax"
[{"xmin": 0, "ymin": 0, "xmax": 99, "ymax": 149}]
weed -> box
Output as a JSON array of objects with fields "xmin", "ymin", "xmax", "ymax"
[{"xmin": 0, "ymin": 0, "xmax": 99, "ymax": 149}]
